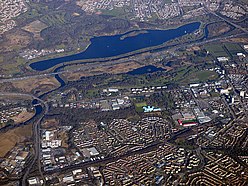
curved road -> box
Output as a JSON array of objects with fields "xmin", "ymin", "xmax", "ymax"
[
  {"xmin": 0, "ymin": 93, "xmax": 48, "ymax": 185},
  {"xmin": 208, "ymin": 11, "xmax": 248, "ymax": 34},
  {"xmin": 0, "ymin": 17, "xmax": 247, "ymax": 184}
]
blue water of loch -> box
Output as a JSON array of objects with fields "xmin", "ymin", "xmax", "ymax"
[
  {"xmin": 127, "ymin": 65, "xmax": 165, "ymax": 75},
  {"xmin": 30, "ymin": 22, "xmax": 201, "ymax": 71}
]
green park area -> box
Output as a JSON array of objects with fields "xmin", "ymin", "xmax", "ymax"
[
  {"xmin": 40, "ymin": 12, "xmax": 68, "ymax": 26},
  {"xmin": 205, "ymin": 44, "xmax": 229, "ymax": 57},
  {"xmin": 172, "ymin": 66, "xmax": 219, "ymax": 85},
  {"xmin": 205, "ymin": 43, "xmax": 244, "ymax": 58},
  {"xmin": 100, "ymin": 7, "xmax": 128, "ymax": 17},
  {"xmin": 224, "ymin": 43, "xmax": 244, "ymax": 57},
  {"xmin": 135, "ymin": 102, "xmax": 147, "ymax": 113}
]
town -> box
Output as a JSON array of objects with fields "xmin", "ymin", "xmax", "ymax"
[
  {"xmin": 1, "ymin": 41, "xmax": 247, "ymax": 184},
  {"xmin": 76, "ymin": 0, "xmax": 247, "ymax": 21},
  {"xmin": 0, "ymin": 0, "xmax": 28, "ymax": 35},
  {"xmin": 0, "ymin": 0, "xmax": 247, "ymax": 185}
]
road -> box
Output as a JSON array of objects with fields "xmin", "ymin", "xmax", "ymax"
[
  {"xmin": 208, "ymin": 11, "xmax": 248, "ymax": 34},
  {"xmin": 214, "ymin": 53, "xmax": 248, "ymax": 120},
  {"xmin": 41, "ymin": 128, "xmax": 191, "ymax": 176},
  {"xmin": 0, "ymin": 92, "xmax": 47, "ymax": 185},
  {"xmin": 0, "ymin": 14, "xmax": 246, "ymax": 183},
  {"xmin": 0, "ymin": 32, "xmax": 246, "ymax": 84}
]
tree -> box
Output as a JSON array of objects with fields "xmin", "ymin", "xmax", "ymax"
[{"xmin": 6, "ymin": 119, "xmax": 15, "ymax": 126}]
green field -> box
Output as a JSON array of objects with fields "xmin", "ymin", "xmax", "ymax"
[
  {"xmin": 85, "ymin": 89, "xmax": 100, "ymax": 98},
  {"xmin": 193, "ymin": 70, "xmax": 219, "ymax": 82},
  {"xmin": 18, "ymin": 2, "xmax": 48, "ymax": 20},
  {"xmin": 40, "ymin": 12, "xmax": 67, "ymax": 26},
  {"xmin": 100, "ymin": 7, "xmax": 128, "ymax": 17},
  {"xmin": 172, "ymin": 66, "xmax": 219, "ymax": 84},
  {"xmin": 21, "ymin": 9, "xmax": 41, "ymax": 19},
  {"xmin": 181, "ymin": 70, "xmax": 219, "ymax": 84},
  {"xmin": 135, "ymin": 102, "xmax": 147, "ymax": 112},
  {"xmin": 224, "ymin": 43, "xmax": 244, "ymax": 57},
  {"xmin": 163, "ymin": 0, "xmax": 173, "ymax": 3},
  {"xmin": 205, "ymin": 45, "xmax": 229, "ymax": 57}
]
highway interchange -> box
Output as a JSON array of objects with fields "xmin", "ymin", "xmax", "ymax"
[{"xmin": 0, "ymin": 93, "xmax": 47, "ymax": 185}]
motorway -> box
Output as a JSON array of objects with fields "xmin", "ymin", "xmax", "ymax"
[
  {"xmin": 208, "ymin": 11, "xmax": 248, "ymax": 34},
  {"xmin": 0, "ymin": 8, "xmax": 247, "ymax": 86},
  {"xmin": 41, "ymin": 128, "xmax": 192, "ymax": 176},
  {"xmin": 0, "ymin": 13, "xmax": 247, "ymax": 183},
  {"xmin": 0, "ymin": 93, "xmax": 48, "ymax": 185},
  {"xmin": 0, "ymin": 32, "xmax": 246, "ymax": 85},
  {"xmin": 0, "ymin": 90, "xmax": 190, "ymax": 182}
]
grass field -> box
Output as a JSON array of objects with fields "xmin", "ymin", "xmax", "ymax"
[
  {"xmin": 172, "ymin": 66, "xmax": 219, "ymax": 84},
  {"xmin": 205, "ymin": 45, "xmax": 229, "ymax": 57},
  {"xmin": 86, "ymin": 89, "xmax": 100, "ymax": 98},
  {"xmin": 163, "ymin": 0, "xmax": 173, "ymax": 3},
  {"xmin": 207, "ymin": 22, "xmax": 231, "ymax": 38},
  {"xmin": 224, "ymin": 43, "xmax": 244, "ymax": 57},
  {"xmin": 11, "ymin": 76, "xmax": 60, "ymax": 95},
  {"xmin": 193, "ymin": 70, "xmax": 219, "ymax": 82},
  {"xmin": 135, "ymin": 102, "xmax": 147, "ymax": 112},
  {"xmin": 172, "ymin": 66, "xmax": 193, "ymax": 83},
  {"xmin": 99, "ymin": 7, "xmax": 127, "ymax": 17},
  {"xmin": 20, "ymin": 8, "xmax": 41, "ymax": 20},
  {"xmin": 40, "ymin": 12, "xmax": 67, "ymax": 26}
]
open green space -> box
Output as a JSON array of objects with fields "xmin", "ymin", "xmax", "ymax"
[
  {"xmin": 17, "ymin": 2, "xmax": 48, "ymax": 20},
  {"xmin": 134, "ymin": 102, "xmax": 147, "ymax": 113},
  {"xmin": 40, "ymin": 12, "xmax": 67, "ymax": 26},
  {"xmin": 205, "ymin": 44, "xmax": 229, "ymax": 57},
  {"xmin": 224, "ymin": 43, "xmax": 244, "ymax": 57},
  {"xmin": 193, "ymin": 70, "xmax": 219, "ymax": 82},
  {"xmin": 163, "ymin": 0, "xmax": 173, "ymax": 3},
  {"xmin": 21, "ymin": 9, "xmax": 41, "ymax": 19},
  {"xmin": 85, "ymin": 89, "xmax": 100, "ymax": 99},
  {"xmin": 99, "ymin": 7, "xmax": 128, "ymax": 17},
  {"xmin": 172, "ymin": 66, "xmax": 219, "ymax": 84}
]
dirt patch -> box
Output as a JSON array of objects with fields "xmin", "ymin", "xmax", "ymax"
[
  {"xmin": 11, "ymin": 111, "xmax": 35, "ymax": 124},
  {"xmin": 186, "ymin": 46, "xmax": 201, "ymax": 52},
  {"xmin": 207, "ymin": 22, "xmax": 232, "ymax": 38},
  {"xmin": 100, "ymin": 61, "xmax": 142, "ymax": 74},
  {"xmin": 65, "ymin": 71, "xmax": 91, "ymax": 81},
  {"xmin": 161, "ymin": 66, "xmax": 173, "ymax": 71},
  {"xmin": 223, "ymin": 37, "xmax": 248, "ymax": 43},
  {"xmin": 59, "ymin": 131, "xmax": 69, "ymax": 148},
  {"xmin": 65, "ymin": 61, "xmax": 142, "ymax": 81},
  {"xmin": 0, "ymin": 29, "xmax": 32, "ymax": 52},
  {"xmin": 22, "ymin": 20, "xmax": 48, "ymax": 40},
  {"xmin": 0, "ymin": 124, "xmax": 32, "ymax": 157},
  {"xmin": 0, "ymin": 82, "xmax": 18, "ymax": 92},
  {"xmin": 11, "ymin": 76, "xmax": 60, "ymax": 95},
  {"xmin": 42, "ymin": 118, "xmax": 59, "ymax": 129}
]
